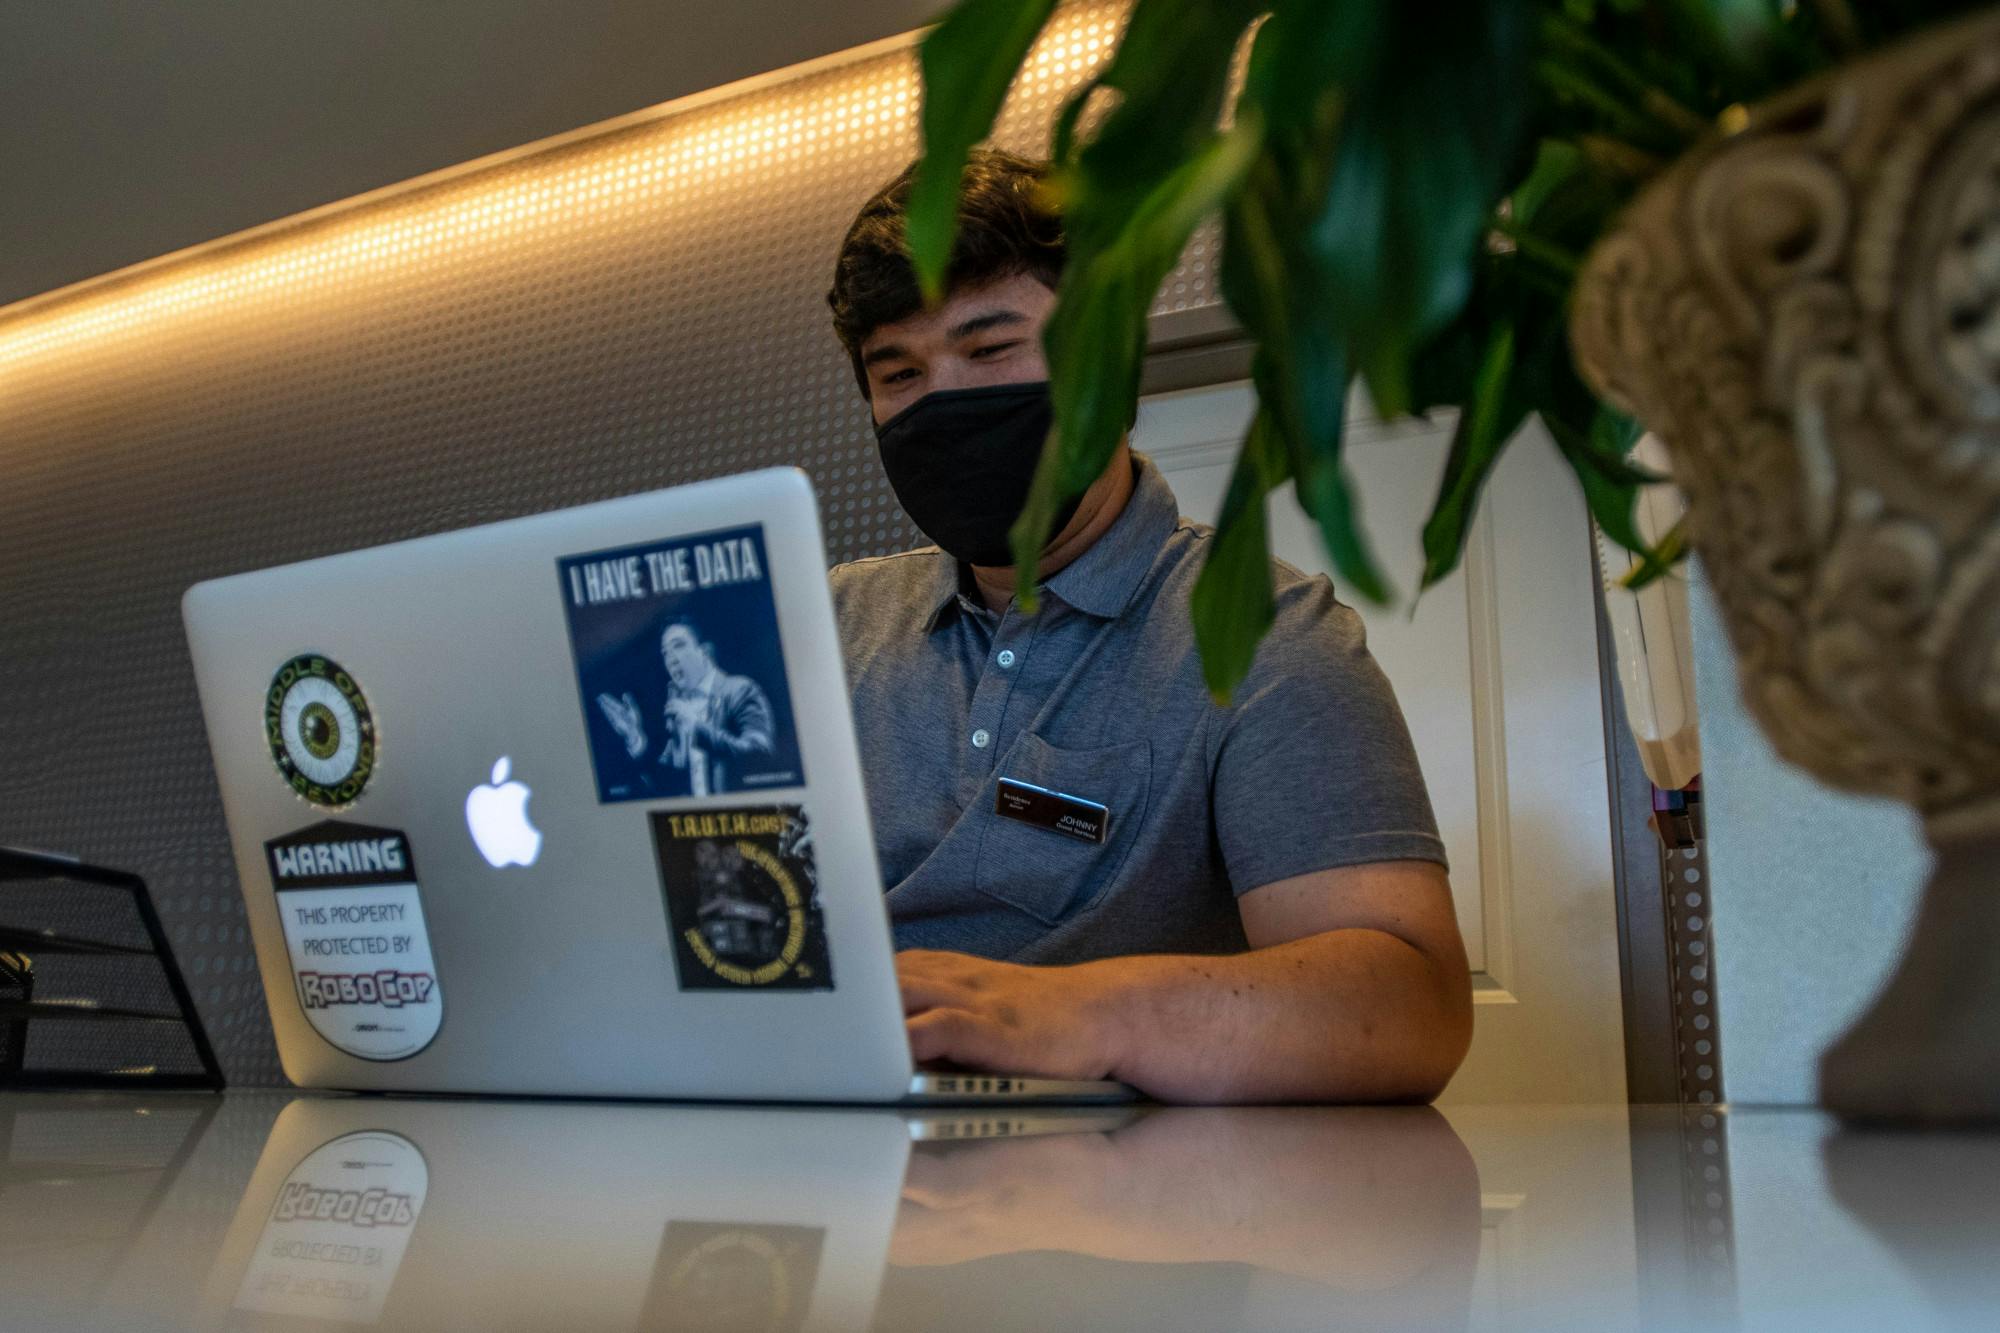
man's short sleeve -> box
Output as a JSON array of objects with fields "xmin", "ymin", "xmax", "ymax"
[{"xmin": 1208, "ymin": 570, "xmax": 1448, "ymax": 895}]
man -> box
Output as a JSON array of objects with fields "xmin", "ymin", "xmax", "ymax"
[
  {"xmin": 824, "ymin": 150, "xmax": 1470, "ymax": 1103},
  {"xmin": 598, "ymin": 619, "xmax": 777, "ymax": 797}
]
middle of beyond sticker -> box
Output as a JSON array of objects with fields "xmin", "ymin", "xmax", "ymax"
[{"xmin": 556, "ymin": 524, "xmax": 805, "ymax": 804}]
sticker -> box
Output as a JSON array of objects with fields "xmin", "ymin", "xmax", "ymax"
[
  {"xmin": 557, "ymin": 524, "xmax": 804, "ymax": 803},
  {"xmin": 233, "ymin": 1129, "xmax": 428, "ymax": 1325},
  {"xmin": 267, "ymin": 821, "xmax": 443, "ymax": 1060},
  {"xmin": 995, "ymin": 777, "xmax": 1111, "ymax": 844},
  {"xmin": 640, "ymin": 1221, "xmax": 825, "ymax": 1333},
  {"xmin": 266, "ymin": 654, "xmax": 378, "ymax": 808},
  {"xmin": 651, "ymin": 805, "xmax": 832, "ymax": 990}
]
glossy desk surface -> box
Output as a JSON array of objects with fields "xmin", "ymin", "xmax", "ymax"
[{"xmin": 0, "ymin": 1092, "xmax": 1993, "ymax": 1331}]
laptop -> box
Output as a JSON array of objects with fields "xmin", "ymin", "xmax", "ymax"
[
  {"xmin": 202, "ymin": 1095, "xmax": 1145, "ymax": 1330},
  {"xmin": 182, "ymin": 468, "xmax": 1134, "ymax": 1104}
]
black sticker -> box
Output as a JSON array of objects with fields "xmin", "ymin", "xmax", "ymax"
[
  {"xmin": 640, "ymin": 1221, "xmax": 825, "ymax": 1333},
  {"xmin": 556, "ymin": 524, "xmax": 804, "ymax": 803},
  {"xmin": 650, "ymin": 805, "xmax": 832, "ymax": 991},
  {"xmin": 265, "ymin": 821, "xmax": 442, "ymax": 1061},
  {"xmin": 995, "ymin": 777, "xmax": 1111, "ymax": 844},
  {"xmin": 265, "ymin": 654, "xmax": 377, "ymax": 808}
]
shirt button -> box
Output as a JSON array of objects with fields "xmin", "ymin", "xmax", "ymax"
[
  {"xmin": 971, "ymin": 728, "xmax": 991, "ymax": 750},
  {"xmin": 996, "ymin": 650, "xmax": 1016, "ymax": 669}
]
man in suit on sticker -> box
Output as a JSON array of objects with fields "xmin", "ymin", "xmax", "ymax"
[
  {"xmin": 822, "ymin": 150, "xmax": 1474, "ymax": 1104},
  {"xmin": 599, "ymin": 618, "xmax": 778, "ymax": 798}
]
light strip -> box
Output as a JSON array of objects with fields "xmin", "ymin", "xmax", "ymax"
[{"xmin": 0, "ymin": 4, "xmax": 1123, "ymax": 380}]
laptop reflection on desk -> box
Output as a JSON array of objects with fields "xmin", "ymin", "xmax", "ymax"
[{"xmin": 201, "ymin": 1095, "xmax": 1137, "ymax": 1332}]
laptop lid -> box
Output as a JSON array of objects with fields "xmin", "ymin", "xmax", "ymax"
[
  {"xmin": 182, "ymin": 468, "xmax": 912, "ymax": 1101},
  {"xmin": 203, "ymin": 1096, "xmax": 911, "ymax": 1330}
]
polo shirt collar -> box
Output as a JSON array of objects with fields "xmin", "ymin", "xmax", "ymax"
[
  {"xmin": 1041, "ymin": 453, "xmax": 1176, "ymax": 619},
  {"xmin": 920, "ymin": 452, "xmax": 1176, "ymax": 630}
]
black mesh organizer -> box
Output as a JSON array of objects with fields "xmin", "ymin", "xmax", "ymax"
[{"xmin": 0, "ymin": 846, "xmax": 224, "ymax": 1090}]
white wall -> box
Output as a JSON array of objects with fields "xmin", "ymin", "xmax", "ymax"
[
  {"xmin": 0, "ymin": 0, "xmax": 937, "ymax": 305},
  {"xmin": 1690, "ymin": 566, "xmax": 1929, "ymax": 1105}
]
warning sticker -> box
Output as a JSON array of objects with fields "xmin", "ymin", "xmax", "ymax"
[
  {"xmin": 233, "ymin": 1129, "xmax": 428, "ymax": 1325},
  {"xmin": 651, "ymin": 805, "xmax": 833, "ymax": 991},
  {"xmin": 266, "ymin": 821, "xmax": 443, "ymax": 1061}
]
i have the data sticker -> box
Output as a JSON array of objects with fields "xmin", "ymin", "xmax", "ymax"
[{"xmin": 266, "ymin": 821, "xmax": 442, "ymax": 1061}]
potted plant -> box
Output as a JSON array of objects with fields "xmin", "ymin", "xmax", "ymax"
[{"xmin": 901, "ymin": 0, "xmax": 2000, "ymax": 1122}]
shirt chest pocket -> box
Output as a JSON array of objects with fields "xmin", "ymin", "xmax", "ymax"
[{"xmin": 974, "ymin": 733, "xmax": 1154, "ymax": 926}]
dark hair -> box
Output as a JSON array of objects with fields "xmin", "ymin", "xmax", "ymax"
[
  {"xmin": 827, "ymin": 149, "xmax": 1065, "ymax": 397},
  {"xmin": 659, "ymin": 618, "xmax": 709, "ymax": 653}
]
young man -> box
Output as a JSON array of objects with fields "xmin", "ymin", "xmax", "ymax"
[{"xmin": 824, "ymin": 150, "xmax": 1471, "ymax": 1103}]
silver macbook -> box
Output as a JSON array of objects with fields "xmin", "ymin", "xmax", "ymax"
[
  {"xmin": 202, "ymin": 1096, "xmax": 1145, "ymax": 1330},
  {"xmin": 182, "ymin": 468, "xmax": 1133, "ymax": 1105}
]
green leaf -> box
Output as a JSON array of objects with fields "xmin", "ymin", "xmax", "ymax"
[
  {"xmin": 1296, "ymin": 0, "xmax": 1537, "ymax": 417},
  {"xmin": 1246, "ymin": 0, "xmax": 1380, "ymax": 129},
  {"xmin": 1012, "ymin": 118, "xmax": 1266, "ymax": 597},
  {"xmin": 1050, "ymin": 73, "xmax": 1108, "ymax": 167},
  {"xmin": 1655, "ymin": 0, "xmax": 1811, "ymax": 94},
  {"xmin": 1540, "ymin": 11, "xmax": 1710, "ymax": 142},
  {"xmin": 1546, "ymin": 404, "xmax": 1655, "ymax": 557},
  {"xmin": 1509, "ymin": 138, "xmax": 1636, "ymax": 253},
  {"xmin": 1190, "ymin": 410, "xmax": 1289, "ymax": 703},
  {"xmin": 1421, "ymin": 321, "xmax": 1529, "ymax": 590},
  {"xmin": 1220, "ymin": 147, "xmax": 1390, "ymax": 606},
  {"xmin": 1003, "ymin": 0, "xmax": 1266, "ymax": 607},
  {"xmin": 1618, "ymin": 516, "xmax": 1688, "ymax": 590},
  {"xmin": 1509, "ymin": 139, "xmax": 1587, "ymax": 232},
  {"xmin": 905, "ymin": 0, "xmax": 1062, "ymax": 302},
  {"xmin": 1297, "ymin": 450, "xmax": 1391, "ymax": 605},
  {"xmin": 1060, "ymin": 0, "xmax": 1264, "ymax": 254},
  {"xmin": 1405, "ymin": 274, "xmax": 1500, "ymax": 419}
]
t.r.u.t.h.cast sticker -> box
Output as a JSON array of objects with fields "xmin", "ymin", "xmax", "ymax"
[{"xmin": 651, "ymin": 804, "xmax": 832, "ymax": 991}]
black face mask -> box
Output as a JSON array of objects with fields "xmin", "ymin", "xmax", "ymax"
[{"xmin": 873, "ymin": 381, "xmax": 1082, "ymax": 568}]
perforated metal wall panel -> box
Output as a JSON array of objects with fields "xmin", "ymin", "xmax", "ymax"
[{"xmin": 0, "ymin": 3, "xmax": 1218, "ymax": 1085}]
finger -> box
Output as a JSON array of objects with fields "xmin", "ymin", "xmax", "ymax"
[
  {"xmin": 897, "ymin": 972, "xmax": 974, "ymax": 1015},
  {"xmin": 899, "ymin": 1148, "xmax": 1002, "ymax": 1208},
  {"xmin": 907, "ymin": 1008, "xmax": 1013, "ymax": 1071},
  {"xmin": 895, "ymin": 949, "xmax": 998, "ymax": 991},
  {"xmin": 888, "ymin": 1202, "xmax": 998, "ymax": 1268}
]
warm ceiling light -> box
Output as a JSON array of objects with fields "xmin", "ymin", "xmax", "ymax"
[{"xmin": 0, "ymin": 4, "xmax": 1125, "ymax": 379}]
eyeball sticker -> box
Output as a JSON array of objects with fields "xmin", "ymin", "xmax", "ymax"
[{"xmin": 266, "ymin": 655, "xmax": 377, "ymax": 809}]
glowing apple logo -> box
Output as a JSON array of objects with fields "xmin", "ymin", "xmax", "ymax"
[{"xmin": 465, "ymin": 757, "xmax": 542, "ymax": 868}]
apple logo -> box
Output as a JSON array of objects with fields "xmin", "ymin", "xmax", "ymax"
[{"xmin": 465, "ymin": 757, "xmax": 542, "ymax": 868}]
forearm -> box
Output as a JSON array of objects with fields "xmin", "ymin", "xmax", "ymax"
[{"xmin": 1079, "ymin": 930, "xmax": 1471, "ymax": 1103}]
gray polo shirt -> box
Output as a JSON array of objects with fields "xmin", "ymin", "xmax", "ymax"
[{"xmin": 829, "ymin": 453, "xmax": 1445, "ymax": 964}]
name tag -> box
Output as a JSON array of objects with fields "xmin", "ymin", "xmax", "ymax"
[{"xmin": 995, "ymin": 778, "xmax": 1110, "ymax": 844}]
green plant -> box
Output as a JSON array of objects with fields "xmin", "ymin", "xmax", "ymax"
[{"xmin": 904, "ymin": 0, "xmax": 1990, "ymax": 700}]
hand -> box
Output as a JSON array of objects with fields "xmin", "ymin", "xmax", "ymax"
[
  {"xmin": 892, "ymin": 1133, "xmax": 1119, "ymax": 1267},
  {"xmin": 897, "ymin": 949, "xmax": 1122, "ymax": 1081},
  {"xmin": 596, "ymin": 691, "xmax": 646, "ymax": 757},
  {"xmin": 889, "ymin": 1108, "xmax": 1482, "ymax": 1296},
  {"xmin": 665, "ymin": 695, "xmax": 706, "ymax": 737}
]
